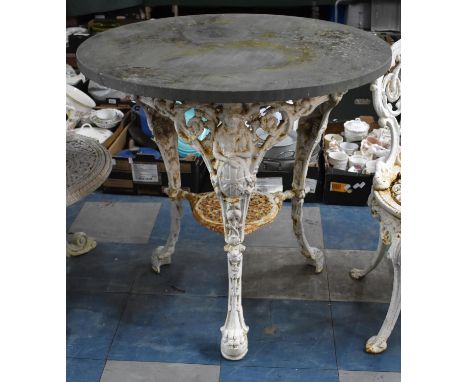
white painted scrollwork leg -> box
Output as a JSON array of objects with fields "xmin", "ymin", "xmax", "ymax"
[
  {"xmin": 66, "ymin": 232, "xmax": 97, "ymax": 257},
  {"xmin": 350, "ymin": 233, "xmax": 390, "ymax": 280},
  {"xmin": 291, "ymin": 95, "xmax": 343, "ymax": 273},
  {"xmin": 366, "ymin": 238, "xmax": 400, "ymax": 354},
  {"xmin": 152, "ymin": 199, "xmax": 182, "ymax": 273},
  {"xmin": 141, "ymin": 105, "xmax": 183, "ymax": 273},
  {"xmin": 220, "ymin": 195, "xmax": 250, "ymax": 360}
]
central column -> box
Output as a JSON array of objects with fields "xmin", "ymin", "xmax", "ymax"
[{"xmin": 212, "ymin": 111, "xmax": 254, "ymax": 360}]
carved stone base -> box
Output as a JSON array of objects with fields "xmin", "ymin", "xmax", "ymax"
[{"xmin": 66, "ymin": 232, "xmax": 97, "ymax": 257}]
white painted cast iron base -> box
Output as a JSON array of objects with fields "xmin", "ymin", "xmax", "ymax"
[{"xmin": 140, "ymin": 94, "xmax": 343, "ymax": 360}]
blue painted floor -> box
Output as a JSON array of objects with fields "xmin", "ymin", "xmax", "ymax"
[{"xmin": 67, "ymin": 192, "xmax": 400, "ymax": 382}]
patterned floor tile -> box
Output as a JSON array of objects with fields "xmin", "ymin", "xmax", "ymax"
[
  {"xmin": 131, "ymin": 243, "xmax": 228, "ymax": 296},
  {"xmin": 67, "ymin": 292, "xmax": 128, "ymax": 359},
  {"xmin": 108, "ymin": 294, "xmax": 225, "ymax": 365},
  {"xmin": 101, "ymin": 360, "xmax": 220, "ymax": 382},
  {"xmin": 66, "ymin": 358, "xmax": 105, "ymax": 382},
  {"xmin": 66, "ymin": 200, "xmax": 85, "ymax": 231},
  {"xmin": 339, "ymin": 370, "xmax": 401, "ymax": 382},
  {"xmin": 244, "ymin": 205, "xmax": 323, "ymax": 249},
  {"xmin": 222, "ymin": 300, "xmax": 336, "ymax": 369},
  {"xmin": 221, "ymin": 366, "xmax": 339, "ymax": 382},
  {"xmin": 66, "ymin": 243, "xmax": 152, "ymax": 293},
  {"xmin": 325, "ymin": 250, "xmax": 393, "ymax": 303},
  {"xmin": 320, "ymin": 205, "xmax": 379, "ymax": 251},
  {"xmin": 332, "ymin": 302, "xmax": 400, "ymax": 372},
  {"xmin": 243, "ymin": 246, "xmax": 329, "ymax": 300},
  {"xmin": 69, "ymin": 201, "xmax": 161, "ymax": 244}
]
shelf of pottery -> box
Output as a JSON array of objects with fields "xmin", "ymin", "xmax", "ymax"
[{"xmin": 324, "ymin": 117, "xmax": 391, "ymax": 175}]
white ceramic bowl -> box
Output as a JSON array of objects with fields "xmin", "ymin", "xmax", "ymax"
[
  {"xmin": 66, "ymin": 85, "xmax": 96, "ymax": 114},
  {"xmin": 339, "ymin": 142, "xmax": 359, "ymax": 156},
  {"xmin": 324, "ymin": 133, "xmax": 343, "ymax": 150},
  {"xmin": 328, "ymin": 151, "xmax": 348, "ymax": 170},
  {"xmin": 364, "ymin": 157, "xmax": 385, "ymax": 174},
  {"xmin": 349, "ymin": 154, "xmax": 368, "ymax": 169},
  {"xmin": 90, "ymin": 109, "xmax": 124, "ymax": 129}
]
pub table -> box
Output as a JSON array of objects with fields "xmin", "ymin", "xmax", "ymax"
[{"xmin": 77, "ymin": 14, "xmax": 391, "ymax": 360}]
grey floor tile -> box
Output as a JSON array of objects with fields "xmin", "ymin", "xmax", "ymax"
[
  {"xmin": 101, "ymin": 360, "xmax": 220, "ymax": 382},
  {"xmin": 339, "ymin": 370, "xmax": 401, "ymax": 382},
  {"xmin": 326, "ymin": 250, "xmax": 393, "ymax": 303},
  {"xmin": 243, "ymin": 246, "xmax": 329, "ymax": 300},
  {"xmin": 244, "ymin": 205, "xmax": 323, "ymax": 249},
  {"xmin": 69, "ymin": 201, "xmax": 161, "ymax": 244}
]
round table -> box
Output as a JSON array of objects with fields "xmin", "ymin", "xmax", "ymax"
[
  {"xmin": 77, "ymin": 14, "xmax": 391, "ymax": 360},
  {"xmin": 66, "ymin": 132, "xmax": 113, "ymax": 256}
]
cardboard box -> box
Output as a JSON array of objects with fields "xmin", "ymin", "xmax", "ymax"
[
  {"xmin": 101, "ymin": 116, "xmax": 208, "ymax": 195},
  {"xmin": 257, "ymin": 159, "xmax": 323, "ymax": 203},
  {"xmin": 322, "ymin": 117, "xmax": 376, "ymax": 206}
]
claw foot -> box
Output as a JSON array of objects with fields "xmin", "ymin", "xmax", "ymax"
[
  {"xmin": 304, "ymin": 247, "xmax": 324, "ymax": 273},
  {"xmin": 151, "ymin": 246, "xmax": 172, "ymax": 273},
  {"xmin": 365, "ymin": 335, "xmax": 388, "ymax": 354},
  {"xmin": 349, "ymin": 268, "xmax": 366, "ymax": 280},
  {"xmin": 220, "ymin": 327, "xmax": 248, "ymax": 360}
]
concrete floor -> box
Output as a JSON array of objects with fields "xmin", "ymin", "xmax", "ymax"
[{"xmin": 67, "ymin": 192, "xmax": 400, "ymax": 382}]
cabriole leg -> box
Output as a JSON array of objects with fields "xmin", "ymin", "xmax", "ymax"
[
  {"xmin": 142, "ymin": 105, "xmax": 183, "ymax": 273},
  {"xmin": 350, "ymin": 231, "xmax": 390, "ymax": 280},
  {"xmin": 151, "ymin": 199, "xmax": 183, "ymax": 273},
  {"xmin": 365, "ymin": 239, "xmax": 401, "ymax": 354},
  {"xmin": 291, "ymin": 96, "xmax": 342, "ymax": 273},
  {"xmin": 219, "ymin": 195, "xmax": 250, "ymax": 360}
]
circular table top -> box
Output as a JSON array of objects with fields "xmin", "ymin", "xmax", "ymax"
[
  {"xmin": 66, "ymin": 132, "xmax": 113, "ymax": 206},
  {"xmin": 77, "ymin": 14, "xmax": 391, "ymax": 103}
]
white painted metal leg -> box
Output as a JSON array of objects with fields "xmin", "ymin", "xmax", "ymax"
[
  {"xmin": 66, "ymin": 232, "xmax": 97, "ymax": 257},
  {"xmin": 350, "ymin": 233, "xmax": 390, "ymax": 280},
  {"xmin": 220, "ymin": 241, "xmax": 249, "ymax": 360},
  {"xmin": 141, "ymin": 104, "xmax": 183, "ymax": 273},
  {"xmin": 291, "ymin": 95, "xmax": 343, "ymax": 273},
  {"xmin": 292, "ymin": 198, "xmax": 324, "ymax": 273},
  {"xmin": 365, "ymin": 239, "xmax": 401, "ymax": 354},
  {"xmin": 152, "ymin": 199, "xmax": 183, "ymax": 273}
]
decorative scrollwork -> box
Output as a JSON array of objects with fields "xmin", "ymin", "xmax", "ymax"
[
  {"xmin": 140, "ymin": 95, "xmax": 331, "ymax": 200},
  {"xmin": 371, "ymin": 39, "xmax": 401, "ymax": 121},
  {"xmin": 372, "ymin": 40, "xmax": 402, "ymax": 193}
]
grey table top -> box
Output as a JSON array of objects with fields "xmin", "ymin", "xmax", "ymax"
[{"xmin": 77, "ymin": 14, "xmax": 391, "ymax": 103}]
